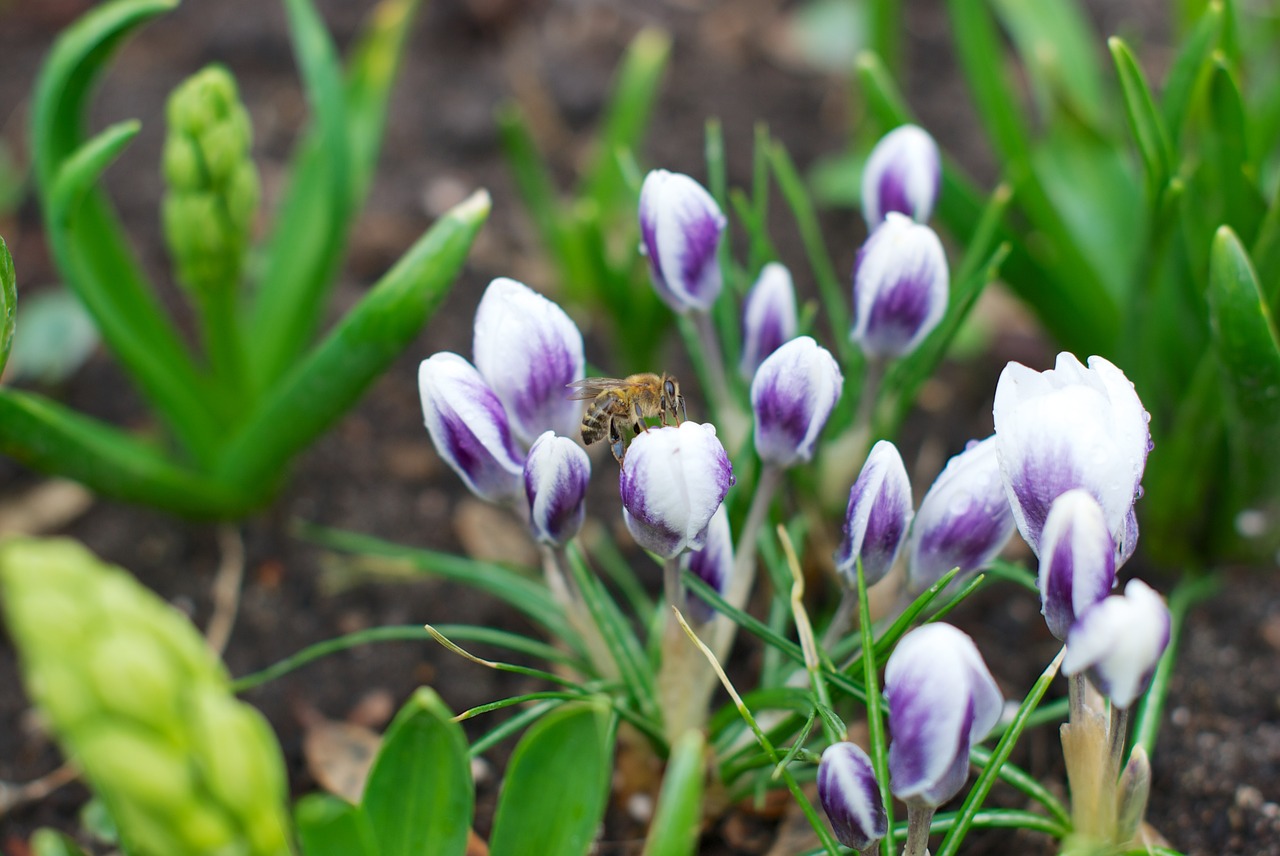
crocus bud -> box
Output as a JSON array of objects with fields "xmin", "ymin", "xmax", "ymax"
[
  {"xmin": 473, "ymin": 277, "xmax": 585, "ymax": 446},
  {"xmin": 907, "ymin": 436, "xmax": 1016, "ymax": 592},
  {"xmin": 1038, "ymin": 489, "xmax": 1116, "ymax": 642},
  {"xmin": 818, "ymin": 742, "xmax": 888, "ymax": 852},
  {"xmin": 861, "ymin": 124, "xmax": 942, "ymax": 226},
  {"xmin": 750, "ymin": 336, "xmax": 842, "ymax": 468},
  {"xmin": 993, "ymin": 353, "xmax": 1151, "ymax": 555},
  {"xmin": 849, "ymin": 213, "xmax": 949, "ymax": 359},
  {"xmin": 835, "ymin": 440, "xmax": 913, "ymax": 588},
  {"xmin": 419, "ymin": 352, "xmax": 525, "ymax": 503},
  {"xmin": 620, "ymin": 422, "xmax": 734, "ymax": 558},
  {"xmin": 681, "ymin": 505, "xmax": 733, "ymax": 623},
  {"xmin": 523, "ymin": 431, "xmax": 590, "ymax": 546},
  {"xmin": 1116, "ymin": 746, "xmax": 1152, "ymax": 844},
  {"xmin": 1063, "ymin": 579, "xmax": 1170, "ymax": 709},
  {"xmin": 738, "ymin": 262, "xmax": 797, "ymax": 380},
  {"xmin": 886, "ymin": 623, "xmax": 1002, "ymax": 808},
  {"xmin": 639, "ymin": 169, "xmax": 727, "ymax": 312}
]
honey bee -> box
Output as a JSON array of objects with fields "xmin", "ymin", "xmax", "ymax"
[{"xmin": 566, "ymin": 373, "xmax": 688, "ymax": 462}]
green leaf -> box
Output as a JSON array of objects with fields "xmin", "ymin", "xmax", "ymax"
[
  {"xmin": 1205, "ymin": 57, "xmax": 1266, "ymax": 242},
  {"xmin": 1159, "ymin": 0, "xmax": 1223, "ymax": 145},
  {"xmin": 295, "ymin": 794, "xmax": 377, "ymax": 856},
  {"xmin": 363, "ymin": 688, "xmax": 473, "ymax": 856},
  {"xmin": 946, "ymin": 0, "xmax": 1032, "ymax": 165},
  {"xmin": 0, "ymin": 236, "xmax": 15, "ymax": 375},
  {"xmin": 488, "ymin": 701, "xmax": 613, "ymax": 856},
  {"xmin": 1109, "ymin": 37, "xmax": 1175, "ymax": 203},
  {"xmin": 30, "ymin": 830, "xmax": 91, "ymax": 856},
  {"xmin": 642, "ymin": 730, "xmax": 705, "ymax": 856}
]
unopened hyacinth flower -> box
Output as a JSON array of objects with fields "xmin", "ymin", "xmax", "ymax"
[
  {"xmin": 861, "ymin": 123, "xmax": 942, "ymax": 227},
  {"xmin": 1038, "ymin": 489, "xmax": 1116, "ymax": 642},
  {"xmin": 750, "ymin": 335, "xmax": 843, "ymax": 469},
  {"xmin": 523, "ymin": 431, "xmax": 590, "ymax": 548},
  {"xmin": 1064, "ymin": 579, "xmax": 1170, "ymax": 709},
  {"xmin": 850, "ymin": 212, "xmax": 949, "ymax": 359},
  {"xmin": 907, "ymin": 436, "xmax": 1016, "ymax": 593},
  {"xmin": 681, "ymin": 504, "xmax": 733, "ymax": 624},
  {"xmin": 738, "ymin": 262, "xmax": 797, "ymax": 380},
  {"xmin": 818, "ymin": 742, "xmax": 889, "ymax": 853},
  {"xmin": 638, "ymin": 169, "xmax": 727, "ymax": 313},
  {"xmin": 993, "ymin": 352, "xmax": 1151, "ymax": 557},
  {"xmin": 835, "ymin": 440, "xmax": 913, "ymax": 589}
]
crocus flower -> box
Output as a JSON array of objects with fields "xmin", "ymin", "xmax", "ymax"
[
  {"xmin": 850, "ymin": 213, "xmax": 949, "ymax": 359},
  {"xmin": 993, "ymin": 353, "xmax": 1151, "ymax": 555},
  {"xmin": 681, "ymin": 505, "xmax": 733, "ymax": 623},
  {"xmin": 419, "ymin": 353, "xmax": 524, "ymax": 503},
  {"xmin": 907, "ymin": 436, "xmax": 1016, "ymax": 592},
  {"xmin": 835, "ymin": 440, "xmax": 913, "ymax": 588},
  {"xmin": 1063, "ymin": 579, "xmax": 1170, "ymax": 709},
  {"xmin": 523, "ymin": 432, "xmax": 591, "ymax": 547},
  {"xmin": 620, "ymin": 422, "xmax": 734, "ymax": 558},
  {"xmin": 886, "ymin": 623, "xmax": 1002, "ymax": 807},
  {"xmin": 638, "ymin": 169, "xmax": 727, "ymax": 313},
  {"xmin": 861, "ymin": 124, "xmax": 942, "ymax": 226},
  {"xmin": 818, "ymin": 742, "xmax": 888, "ymax": 852},
  {"xmin": 473, "ymin": 277, "xmax": 585, "ymax": 445},
  {"xmin": 1038, "ymin": 489, "xmax": 1116, "ymax": 642},
  {"xmin": 750, "ymin": 336, "xmax": 842, "ymax": 468},
  {"xmin": 739, "ymin": 262, "xmax": 797, "ymax": 379}
]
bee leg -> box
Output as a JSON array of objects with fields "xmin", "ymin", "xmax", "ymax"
[
  {"xmin": 677, "ymin": 396, "xmax": 687, "ymax": 424},
  {"xmin": 634, "ymin": 401, "xmax": 649, "ymax": 432},
  {"xmin": 609, "ymin": 422, "xmax": 626, "ymax": 462}
]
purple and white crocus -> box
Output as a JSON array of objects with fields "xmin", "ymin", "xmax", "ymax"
[
  {"xmin": 861, "ymin": 124, "xmax": 942, "ymax": 227},
  {"xmin": 850, "ymin": 213, "xmax": 949, "ymax": 359},
  {"xmin": 750, "ymin": 336, "xmax": 843, "ymax": 469},
  {"xmin": 835, "ymin": 440, "xmax": 913, "ymax": 589},
  {"xmin": 523, "ymin": 431, "xmax": 591, "ymax": 547},
  {"xmin": 1037, "ymin": 489, "xmax": 1116, "ymax": 642},
  {"xmin": 681, "ymin": 504, "xmax": 733, "ymax": 624},
  {"xmin": 818, "ymin": 742, "xmax": 888, "ymax": 853},
  {"xmin": 1063, "ymin": 579, "xmax": 1170, "ymax": 709},
  {"xmin": 739, "ymin": 262, "xmax": 798, "ymax": 380},
  {"xmin": 639, "ymin": 170, "xmax": 727, "ymax": 313}
]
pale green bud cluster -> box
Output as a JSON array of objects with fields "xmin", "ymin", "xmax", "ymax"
[
  {"xmin": 0, "ymin": 538, "xmax": 292, "ymax": 856},
  {"xmin": 161, "ymin": 65, "xmax": 260, "ymax": 295}
]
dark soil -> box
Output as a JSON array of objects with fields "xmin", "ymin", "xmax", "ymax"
[{"xmin": 2, "ymin": 1, "xmax": 1278, "ymax": 855}]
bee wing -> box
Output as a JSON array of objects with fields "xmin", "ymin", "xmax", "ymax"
[{"xmin": 565, "ymin": 377, "xmax": 627, "ymax": 400}]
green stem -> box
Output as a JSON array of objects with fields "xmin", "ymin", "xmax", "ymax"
[
  {"xmin": 857, "ymin": 558, "xmax": 895, "ymax": 856},
  {"xmin": 903, "ymin": 804, "xmax": 935, "ymax": 856},
  {"xmin": 196, "ymin": 283, "xmax": 246, "ymax": 404}
]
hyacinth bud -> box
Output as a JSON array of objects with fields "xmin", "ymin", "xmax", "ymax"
[
  {"xmin": 523, "ymin": 431, "xmax": 590, "ymax": 546},
  {"xmin": 0, "ymin": 538, "xmax": 291, "ymax": 856},
  {"xmin": 639, "ymin": 169, "xmax": 727, "ymax": 312},
  {"xmin": 161, "ymin": 65, "xmax": 259, "ymax": 295},
  {"xmin": 861, "ymin": 124, "xmax": 942, "ymax": 226},
  {"xmin": 818, "ymin": 742, "xmax": 889, "ymax": 852},
  {"xmin": 473, "ymin": 277, "xmax": 585, "ymax": 446},
  {"xmin": 849, "ymin": 213, "xmax": 949, "ymax": 359},
  {"xmin": 681, "ymin": 504, "xmax": 733, "ymax": 623},
  {"xmin": 419, "ymin": 352, "xmax": 525, "ymax": 503},
  {"xmin": 738, "ymin": 262, "xmax": 798, "ymax": 380},
  {"xmin": 750, "ymin": 335, "xmax": 843, "ymax": 468},
  {"xmin": 1038, "ymin": 489, "xmax": 1116, "ymax": 642},
  {"xmin": 993, "ymin": 352, "xmax": 1151, "ymax": 556},
  {"xmin": 907, "ymin": 436, "xmax": 1015, "ymax": 592},
  {"xmin": 834, "ymin": 440, "xmax": 913, "ymax": 588},
  {"xmin": 620, "ymin": 422, "xmax": 735, "ymax": 558},
  {"xmin": 1063, "ymin": 579, "xmax": 1170, "ymax": 709},
  {"xmin": 886, "ymin": 623, "xmax": 1002, "ymax": 808}
]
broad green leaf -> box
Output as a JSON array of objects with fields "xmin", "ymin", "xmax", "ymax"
[
  {"xmin": 1205, "ymin": 58, "xmax": 1266, "ymax": 243},
  {"xmin": 30, "ymin": 831, "xmax": 90, "ymax": 856},
  {"xmin": 1160, "ymin": 0, "xmax": 1223, "ymax": 144},
  {"xmin": 488, "ymin": 701, "xmax": 613, "ymax": 856},
  {"xmin": 0, "ymin": 236, "xmax": 15, "ymax": 375},
  {"xmin": 1109, "ymin": 37, "xmax": 1175, "ymax": 203},
  {"xmin": 1252, "ymin": 177, "xmax": 1280, "ymax": 316},
  {"xmin": 642, "ymin": 730, "xmax": 705, "ymax": 856},
  {"xmin": 363, "ymin": 688, "xmax": 473, "ymax": 856},
  {"xmin": 295, "ymin": 794, "xmax": 377, "ymax": 856}
]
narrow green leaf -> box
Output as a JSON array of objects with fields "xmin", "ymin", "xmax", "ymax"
[
  {"xmin": 488, "ymin": 701, "xmax": 613, "ymax": 856},
  {"xmin": 946, "ymin": 0, "xmax": 1032, "ymax": 165},
  {"xmin": 0, "ymin": 236, "xmax": 16, "ymax": 375},
  {"xmin": 1109, "ymin": 37, "xmax": 1175, "ymax": 202},
  {"xmin": 856, "ymin": 559, "xmax": 894, "ymax": 856},
  {"xmin": 363, "ymin": 688, "xmax": 473, "ymax": 856},
  {"xmin": 642, "ymin": 730, "xmax": 705, "ymax": 856},
  {"xmin": 30, "ymin": 830, "xmax": 90, "ymax": 856},
  {"xmin": 1159, "ymin": 0, "xmax": 1224, "ymax": 144},
  {"xmin": 495, "ymin": 104, "xmax": 576, "ymax": 290},
  {"xmin": 1252, "ymin": 175, "xmax": 1280, "ymax": 315},
  {"xmin": 968, "ymin": 746, "xmax": 1070, "ymax": 827},
  {"xmin": 295, "ymin": 794, "xmax": 377, "ymax": 856},
  {"xmin": 1205, "ymin": 57, "xmax": 1266, "ymax": 242}
]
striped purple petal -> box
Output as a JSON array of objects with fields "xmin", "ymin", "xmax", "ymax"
[
  {"xmin": 818, "ymin": 742, "xmax": 888, "ymax": 851},
  {"xmin": 739, "ymin": 262, "xmax": 798, "ymax": 380},
  {"xmin": 1037, "ymin": 489, "xmax": 1116, "ymax": 641},
  {"xmin": 639, "ymin": 170, "xmax": 726, "ymax": 313},
  {"xmin": 524, "ymin": 431, "xmax": 591, "ymax": 546},
  {"xmin": 850, "ymin": 214, "xmax": 948, "ymax": 359},
  {"xmin": 835, "ymin": 440, "xmax": 913, "ymax": 588},
  {"xmin": 861, "ymin": 124, "xmax": 942, "ymax": 226},
  {"xmin": 1063, "ymin": 579, "xmax": 1170, "ymax": 709},
  {"xmin": 750, "ymin": 336, "xmax": 843, "ymax": 468},
  {"xmin": 681, "ymin": 504, "xmax": 733, "ymax": 623}
]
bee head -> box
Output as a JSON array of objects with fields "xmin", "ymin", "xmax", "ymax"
[{"xmin": 663, "ymin": 375, "xmax": 687, "ymax": 424}]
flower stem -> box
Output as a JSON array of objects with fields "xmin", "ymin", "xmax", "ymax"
[
  {"xmin": 712, "ymin": 464, "xmax": 783, "ymax": 660},
  {"xmin": 903, "ymin": 804, "xmax": 935, "ymax": 856},
  {"xmin": 1108, "ymin": 704, "xmax": 1130, "ymax": 787}
]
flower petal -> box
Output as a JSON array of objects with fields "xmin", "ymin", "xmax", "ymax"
[
  {"xmin": 850, "ymin": 213, "xmax": 949, "ymax": 358},
  {"xmin": 835, "ymin": 440, "xmax": 913, "ymax": 588},
  {"xmin": 639, "ymin": 170, "xmax": 726, "ymax": 312},
  {"xmin": 1037, "ymin": 489, "xmax": 1116, "ymax": 641},
  {"xmin": 682, "ymin": 504, "xmax": 734, "ymax": 623},
  {"xmin": 524, "ymin": 431, "xmax": 591, "ymax": 546},
  {"xmin": 818, "ymin": 742, "xmax": 888, "ymax": 851},
  {"xmin": 750, "ymin": 336, "xmax": 843, "ymax": 468},
  {"xmin": 1063, "ymin": 579, "xmax": 1170, "ymax": 708},
  {"xmin": 739, "ymin": 262, "xmax": 798, "ymax": 380},
  {"xmin": 861, "ymin": 124, "xmax": 942, "ymax": 226}
]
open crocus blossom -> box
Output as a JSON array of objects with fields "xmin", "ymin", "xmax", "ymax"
[
  {"xmin": 738, "ymin": 262, "xmax": 798, "ymax": 379},
  {"xmin": 473, "ymin": 277, "xmax": 585, "ymax": 446},
  {"xmin": 750, "ymin": 336, "xmax": 843, "ymax": 468},
  {"xmin": 681, "ymin": 504, "xmax": 733, "ymax": 623},
  {"xmin": 886, "ymin": 623, "xmax": 1002, "ymax": 807},
  {"xmin": 993, "ymin": 352, "xmax": 1151, "ymax": 556},
  {"xmin": 1038, "ymin": 489, "xmax": 1116, "ymax": 642},
  {"xmin": 818, "ymin": 742, "xmax": 888, "ymax": 853},
  {"xmin": 861, "ymin": 124, "xmax": 941, "ymax": 226},
  {"xmin": 849, "ymin": 213, "xmax": 949, "ymax": 359},
  {"xmin": 419, "ymin": 353, "xmax": 526, "ymax": 503},
  {"xmin": 907, "ymin": 436, "xmax": 1016, "ymax": 593},
  {"xmin": 620, "ymin": 422, "xmax": 734, "ymax": 559},
  {"xmin": 1063, "ymin": 579, "xmax": 1170, "ymax": 709},
  {"xmin": 639, "ymin": 169, "xmax": 727, "ymax": 313},
  {"xmin": 835, "ymin": 440, "xmax": 913, "ymax": 589},
  {"xmin": 523, "ymin": 432, "xmax": 590, "ymax": 547}
]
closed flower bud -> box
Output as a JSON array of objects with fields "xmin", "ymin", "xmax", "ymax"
[
  {"xmin": 681, "ymin": 505, "xmax": 734, "ymax": 623},
  {"xmin": 1116, "ymin": 745, "xmax": 1152, "ymax": 844},
  {"xmin": 524, "ymin": 431, "xmax": 591, "ymax": 546},
  {"xmin": 850, "ymin": 213, "xmax": 949, "ymax": 358},
  {"xmin": 419, "ymin": 352, "xmax": 525, "ymax": 503},
  {"xmin": 750, "ymin": 336, "xmax": 842, "ymax": 468},
  {"xmin": 1063, "ymin": 579, "xmax": 1170, "ymax": 709},
  {"xmin": 907, "ymin": 436, "xmax": 1015, "ymax": 592},
  {"xmin": 993, "ymin": 353, "xmax": 1151, "ymax": 555},
  {"xmin": 639, "ymin": 169, "xmax": 727, "ymax": 312},
  {"xmin": 818, "ymin": 742, "xmax": 888, "ymax": 852},
  {"xmin": 886, "ymin": 623, "xmax": 1002, "ymax": 808},
  {"xmin": 739, "ymin": 262, "xmax": 798, "ymax": 379},
  {"xmin": 1038, "ymin": 489, "xmax": 1116, "ymax": 642},
  {"xmin": 835, "ymin": 440, "xmax": 913, "ymax": 588},
  {"xmin": 620, "ymin": 422, "xmax": 735, "ymax": 558},
  {"xmin": 861, "ymin": 124, "xmax": 942, "ymax": 226},
  {"xmin": 473, "ymin": 277, "xmax": 585, "ymax": 445}
]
